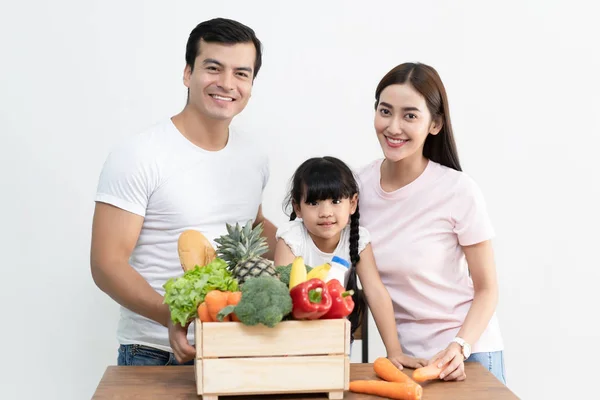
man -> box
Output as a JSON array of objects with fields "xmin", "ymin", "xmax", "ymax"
[{"xmin": 90, "ymin": 18, "xmax": 276, "ymax": 366}]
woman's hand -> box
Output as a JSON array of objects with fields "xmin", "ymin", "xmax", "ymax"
[
  {"xmin": 429, "ymin": 342, "xmax": 466, "ymax": 381},
  {"xmin": 387, "ymin": 350, "xmax": 428, "ymax": 370}
]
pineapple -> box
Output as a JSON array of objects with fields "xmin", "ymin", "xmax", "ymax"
[{"xmin": 214, "ymin": 220, "xmax": 277, "ymax": 285}]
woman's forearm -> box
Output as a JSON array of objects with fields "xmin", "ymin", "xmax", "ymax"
[
  {"xmin": 457, "ymin": 287, "xmax": 498, "ymax": 346},
  {"xmin": 365, "ymin": 291, "xmax": 403, "ymax": 354}
]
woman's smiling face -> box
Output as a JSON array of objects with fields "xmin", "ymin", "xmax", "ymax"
[{"xmin": 374, "ymin": 83, "xmax": 442, "ymax": 163}]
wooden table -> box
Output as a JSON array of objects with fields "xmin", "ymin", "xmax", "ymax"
[{"xmin": 92, "ymin": 363, "xmax": 519, "ymax": 399}]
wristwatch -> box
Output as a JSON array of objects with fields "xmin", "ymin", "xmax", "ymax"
[{"xmin": 452, "ymin": 337, "xmax": 471, "ymax": 360}]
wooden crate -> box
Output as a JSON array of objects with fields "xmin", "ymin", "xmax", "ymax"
[{"xmin": 194, "ymin": 318, "xmax": 351, "ymax": 400}]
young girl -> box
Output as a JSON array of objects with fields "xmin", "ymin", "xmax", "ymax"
[
  {"xmin": 274, "ymin": 156, "xmax": 426, "ymax": 370},
  {"xmin": 357, "ymin": 62, "xmax": 506, "ymax": 383}
]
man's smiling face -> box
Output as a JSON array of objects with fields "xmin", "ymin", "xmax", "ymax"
[{"xmin": 184, "ymin": 39, "xmax": 256, "ymax": 121}]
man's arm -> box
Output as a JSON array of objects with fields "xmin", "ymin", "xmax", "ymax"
[
  {"xmin": 90, "ymin": 202, "xmax": 170, "ymax": 327},
  {"xmin": 253, "ymin": 204, "xmax": 277, "ymax": 260}
]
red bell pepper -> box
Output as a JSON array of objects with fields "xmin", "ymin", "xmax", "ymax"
[
  {"xmin": 321, "ymin": 279, "xmax": 355, "ymax": 319},
  {"xmin": 290, "ymin": 278, "xmax": 332, "ymax": 320}
]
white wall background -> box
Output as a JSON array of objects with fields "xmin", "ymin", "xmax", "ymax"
[{"xmin": 1, "ymin": 0, "xmax": 598, "ymax": 399}]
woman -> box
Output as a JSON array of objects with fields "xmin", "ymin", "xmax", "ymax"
[{"xmin": 356, "ymin": 62, "xmax": 506, "ymax": 384}]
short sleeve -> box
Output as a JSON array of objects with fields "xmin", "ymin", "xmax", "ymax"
[
  {"xmin": 94, "ymin": 142, "xmax": 155, "ymax": 217},
  {"xmin": 275, "ymin": 220, "xmax": 306, "ymax": 257},
  {"xmin": 357, "ymin": 226, "xmax": 371, "ymax": 254},
  {"xmin": 451, "ymin": 174, "xmax": 495, "ymax": 246}
]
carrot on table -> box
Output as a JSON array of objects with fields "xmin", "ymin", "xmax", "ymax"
[
  {"xmin": 412, "ymin": 359, "xmax": 450, "ymax": 383},
  {"xmin": 204, "ymin": 290, "xmax": 230, "ymax": 322},
  {"xmin": 349, "ymin": 380, "xmax": 422, "ymax": 400},
  {"xmin": 227, "ymin": 291, "xmax": 242, "ymax": 322},
  {"xmin": 197, "ymin": 302, "xmax": 212, "ymax": 322},
  {"xmin": 374, "ymin": 357, "xmax": 418, "ymax": 385}
]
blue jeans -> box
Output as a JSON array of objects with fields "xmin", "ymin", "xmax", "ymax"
[
  {"xmin": 465, "ymin": 351, "xmax": 506, "ymax": 384},
  {"xmin": 117, "ymin": 344, "xmax": 194, "ymax": 366}
]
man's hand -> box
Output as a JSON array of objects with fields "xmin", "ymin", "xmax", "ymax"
[
  {"xmin": 386, "ymin": 350, "xmax": 428, "ymax": 370},
  {"xmin": 429, "ymin": 342, "xmax": 466, "ymax": 381},
  {"xmin": 168, "ymin": 319, "xmax": 196, "ymax": 364}
]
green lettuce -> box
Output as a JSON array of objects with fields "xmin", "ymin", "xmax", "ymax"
[{"xmin": 163, "ymin": 258, "xmax": 239, "ymax": 326}]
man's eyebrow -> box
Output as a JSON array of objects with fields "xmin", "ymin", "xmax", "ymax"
[
  {"xmin": 235, "ymin": 66, "xmax": 253, "ymax": 74},
  {"xmin": 202, "ymin": 58, "xmax": 253, "ymax": 74},
  {"xmin": 202, "ymin": 58, "xmax": 223, "ymax": 67}
]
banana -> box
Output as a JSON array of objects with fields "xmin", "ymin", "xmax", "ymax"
[
  {"xmin": 306, "ymin": 262, "xmax": 332, "ymax": 281},
  {"xmin": 289, "ymin": 256, "xmax": 307, "ymax": 290}
]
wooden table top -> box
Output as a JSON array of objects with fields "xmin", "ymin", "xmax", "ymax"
[{"xmin": 92, "ymin": 362, "xmax": 519, "ymax": 399}]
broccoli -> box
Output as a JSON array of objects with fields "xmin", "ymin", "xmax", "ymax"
[
  {"xmin": 217, "ymin": 276, "xmax": 293, "ymax": 328},
  {"xmin": 275, "ymin": 263, "xmax": 312, "ymax": 286}
]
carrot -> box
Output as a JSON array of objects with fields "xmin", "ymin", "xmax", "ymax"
[
  {"xmin": 373, "ymin": 357, "xmax": 418, "ymax": 385},
  {"xmin": 204, "ymin": 290, "xmax": 230, "ymax": 322},
  {"xmin": 227, "ymin": 291, "xmax": 242, "ymax": 322},
  {"xmin": 197, "ymin": 302, "xmax": 212, "ymax": 322},
  {"xmin": 412, "ymin": 359, "xmax": 450, "ymax": 383},
  {"xmin": 349, "ymin": 380, "xmax": 422, "ymax": 400}
]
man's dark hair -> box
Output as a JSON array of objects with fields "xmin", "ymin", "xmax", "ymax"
[{"xmin": 185, "ymin": 18, "xmax": 263, "ymax": 79}]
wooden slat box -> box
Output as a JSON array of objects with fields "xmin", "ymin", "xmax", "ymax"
[{"xmin": 194, "ymin": 318, "xmax": 351, "ymax": 400}]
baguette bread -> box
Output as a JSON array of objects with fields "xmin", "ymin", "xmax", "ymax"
[{"xmin": 177, "ymin": 229, "xmax": 217, "ymax": 272}]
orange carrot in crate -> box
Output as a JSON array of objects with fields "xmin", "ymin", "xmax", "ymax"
[
  {"xmin": 205, "ymin": 290, "xmax": 230, "ymax": 321},
  {"xmin": 412, "ymin": 359, "xmax": 450, "ymax": 383},
  {"xmin": 374, "ymin": 357, "xmax": 419, "ymax": 386},
  {"xmin": 197, "ymin": 302, "xmax": 212, "ymax": 322},
  {"xmin": 349, "ymin": 380, "xmax": 422, "ymax": 400},
  {"xmin": 227, "ymin": 291, "xmax": 242, "ymax": 322}
]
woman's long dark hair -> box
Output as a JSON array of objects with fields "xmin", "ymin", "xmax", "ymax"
[
  {"xmin": 375, "ymin": 62, "xmax": 462, "ymax": 171},
  {"xmin": 283, "ymin": 156, "xmax": 366, "ymax": 337}
]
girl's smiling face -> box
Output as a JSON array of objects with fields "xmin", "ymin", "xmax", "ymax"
[{"xmin": 294, "ymin": 195, "xmax": 358, "ymax": 244}]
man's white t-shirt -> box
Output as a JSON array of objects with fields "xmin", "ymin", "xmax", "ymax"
[{"xmin": 95, "ymin": 119, "xmax": 269, "ymax": 352}]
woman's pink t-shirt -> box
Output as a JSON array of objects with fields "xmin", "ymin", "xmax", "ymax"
[{"xmin": 357, "ymin": 159, "xmax": 504, "ymax": 359}]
